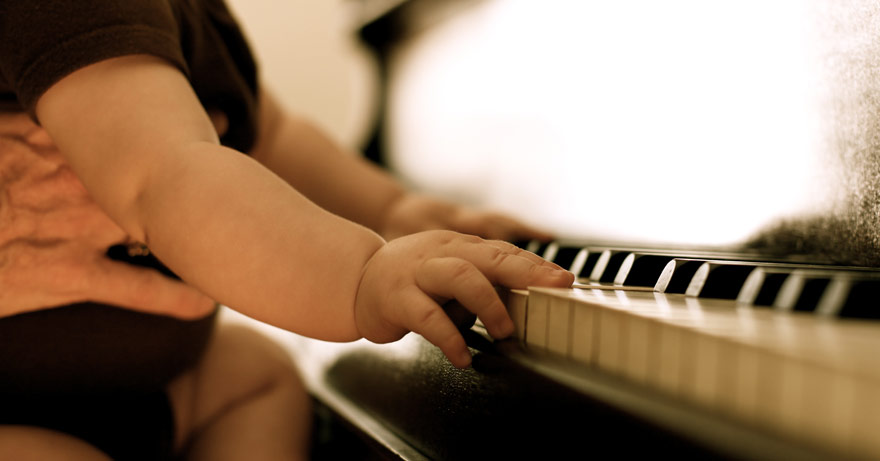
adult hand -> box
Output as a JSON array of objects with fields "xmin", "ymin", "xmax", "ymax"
[
  {"xmin": 0, "ymin": 114, "xmax": 215, "ymax": 318},
  {"xmin": 354, "ymin": 230, "xmax": 573, "ymax": 368},
  {"xmin": 381, "ymin": 193, "xmax": 554, "ymax": 242}
]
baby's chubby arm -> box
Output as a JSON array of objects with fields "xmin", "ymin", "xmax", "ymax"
[{"xmin": 37, "ymin": 55, "xmax": 573, "ymax": 365}]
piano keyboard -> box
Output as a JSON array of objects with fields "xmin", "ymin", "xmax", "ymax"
[{"xmin": 501, "ymin": 240, "xmax": 880, "ymax": 459}]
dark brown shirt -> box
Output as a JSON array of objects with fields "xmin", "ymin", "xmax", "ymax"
[{"xmin": 0, "ymin": 0, "xmax": 259, "ymax": 151}]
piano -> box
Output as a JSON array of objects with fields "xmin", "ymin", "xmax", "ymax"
[
  {"xmin": 278, "ymin": 1, "xmax": 880, "ymax": 459},
  {"xmin": 292, "ymin": 237, "xmax": 880, "ymax": 460}
]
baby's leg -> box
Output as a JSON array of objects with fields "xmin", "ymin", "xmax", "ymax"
[
  {"xmin": 167, "ymin": 322, "xmax": 311, "ymax": 461},
  {"xmin": 0, "ymin": 426, "xmax": 111, "ymax": 460}
]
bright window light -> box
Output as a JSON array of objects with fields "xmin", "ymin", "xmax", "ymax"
[{"xmin": 385, "ymin": 0, "xmax": 830, "ymax": 247}]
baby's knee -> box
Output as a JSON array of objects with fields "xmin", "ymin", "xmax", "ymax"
[
  {"xmin": 216, "ymin": 323, "xmax": 304, "ymax": 387},
  {"xmin": 0, "ymin": 425, "xmax": 112, "ymax": 461},
  {"xmin": 167, "ymin": 321, "xmax": 312, "ymax": 457}
]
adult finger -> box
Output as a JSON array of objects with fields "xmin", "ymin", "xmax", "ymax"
[
  {"xmin": 415, "ymin": 257, "xmax": 514, "ymax": 340},
  {"xmin": 455, "ymin": 211, "xmax": 554, "ymax": 242},
  {"xmin": 486, "ymin": 217, "xmax": 554, "ymax": 243},
  {"xmin": 85, "ymin": 258, "xmax": 217, "ymax": 319},
  {"xmin": 396, "ymin": 286, "xmax": 473, "ymax": 368}
]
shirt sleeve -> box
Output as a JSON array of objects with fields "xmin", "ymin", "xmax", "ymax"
[{"xmin": 0, "ymin": 0, "xmax": 188, "ymax": 117}]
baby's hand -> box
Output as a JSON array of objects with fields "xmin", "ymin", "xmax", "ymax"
[{"xmin": 354, "ymin": 230, "xmax": 573, "ymax": 368}]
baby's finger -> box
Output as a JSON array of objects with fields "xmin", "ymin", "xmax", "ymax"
[
  {"xmin": 459, "ymin": 242, "xmax": 575, "ymax": 290},
  {"xmin": 415, "ymin": 257, "xmax": 514, "ymax": 340},
  {"xmin": 484, "ymin": 239, "xmax": 564, "ymax": 269},
  {"xmin": 397, "ymin": 287, "xmax": 473, "ymax": 368},
  {"xmin": 88, "ymin": 258, "xmax": 217, "ymax": 319}
]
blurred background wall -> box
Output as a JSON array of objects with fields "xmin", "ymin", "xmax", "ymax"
[
  {"xmin": 224, "ymin": 0, "xmax": 880, "ymax": 265},
  {"xmin": 226, "ymin": 0, "xmax": 379, "ymax": 150}
]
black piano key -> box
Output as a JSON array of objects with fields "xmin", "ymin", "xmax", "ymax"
[
  {"xmin": 793, "ymin": 278, "xmax": 831, "ymax": 312},
  {"xmin": 577, "ymin": 250, "xmax": 604, "ymax": 280},
  {"xmin": 655, "ymin": 259, "xmax": 705, "ymax": 294},
  {"xmin": 835, "ymin": 278, "xmax": 880, "ymax": 319},
  {"xmin": 614, "ymin": 254, "xmax": 675, "ymax": 287},
  {"xmin": 774, "ymin": 271, "xmax": 833, "ymax": 312},
  {"xmin": 592, "ymin": 250, "xmax": 631, "ymax": 283},
  {"xmin": 587, "ymin": 249, "xmax": 612, "ymax": 281},
  {"xmin": 535, "ymin": 242, "xmax": 552, "ymax": 258},
  {"xmin": 686, "ymin": 262, "xmax": 758, "ymax": 300},
  {"xmin": 547, "ymin": 245, "xmax": 582, "ymax": 271},
  {"xmin": 751, "ymin": 272, "xmax": 791, "ymax": 306},
  {"xmin": 511, "ymin": 239, "xmax": 534, "ymax": 250},
  {"xmin": 524, "ymin": 240, "xmax": 551, "ymax": 256}
]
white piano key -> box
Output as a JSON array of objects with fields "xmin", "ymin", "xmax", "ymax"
[
  {"xmin": 547, "ymin": 294, "xmax": 572, "ymax": 356},
  {"xmin": 525, "ymin": 289, "xmax": 549, "ymax": 349},
  {"xmin": 752, "ymin": 349, "xmax": 786, "ymax": 435},
  {"xmin": 692, "ymin": 332, "xmax": 721, "ymax": 406},
  {"xmin": 506, "ymin": 289, "xmax": 529, "ymax": 343},
  {"xmin": 797, "ymin": 363, "xmax": 853, "ymax": 454},
  {"xmin": 849, "ymin": 378, "xmax": 880, "ymax": 459},
  {"xmin": 824, "ymin": 372, "xmax": 857, "ymax": 453},
  {"xmin": 676, "ymin": 326, "xmax": 701, "ymax": 402},
  {"xmin": 714, "ymin": 337, "xmax": 745, "ymax": 418},
  {"xmin": 731, "ymin": 341, "xmax": 760, "ymax": 420},
  {"xmin": 622, "ymin": 313, "xmax": 651, "ymax": 384},
  {"xmin": 569, "ymin": 291, "xmax": 597, "ymax": 365},
  {"xmin": 654, "ymin": 320, "xmax": 684, "ymax": 396},
  {"xmin": 777, "ymin": 356, "xmax": 806, "ymax": 441},
  {"xmin": 596, "ymin": 303, "xmax": 626, "ymax": 376}
]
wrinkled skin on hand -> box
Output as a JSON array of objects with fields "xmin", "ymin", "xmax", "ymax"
[{"xmin": 0, "ymin": 113, "xmax": 214, "ymax": 318}]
